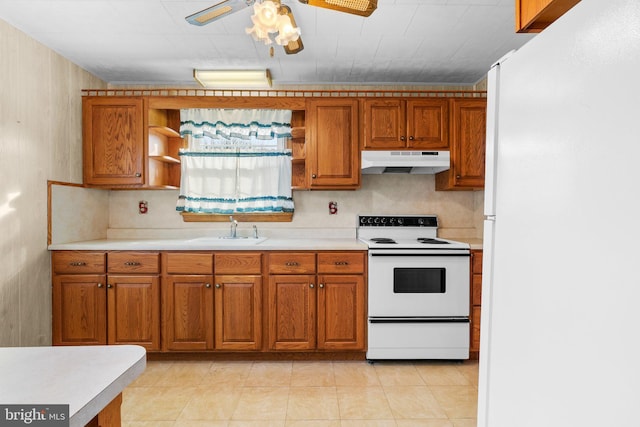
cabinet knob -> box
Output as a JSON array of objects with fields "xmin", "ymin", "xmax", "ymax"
[
  {"xmin": 205, "ymin": 283, "xmax": 212, "ymax": 288},
  {"xmin": 319, "ymin": 283, "xmax": 324, "ymax": 288},
  {"xmin": 97, "ymin": 283, "xmax": 104, "ymax": 288},
  {"xmin": 400, "ymin": 136, "xmax": 405, "ymax": 141},
  {"xmin": 309, "ymin": 284, "xmax": 314, "ymax": 288},
  {"xmin": 311, "ymin": 174, "xmax": 317, "ymax": 179},
  {"xmin": 409, "ymin": 136, "xmax": 414, "ymax": 141},
  {"xmin": 215, "ymin": 284, "xmax": 221, "ymax": 289},
  {"xmin": 107, "ymin": 284, "xmax": 113, "ymax": 288},
  {"xmin": 456, "ymin": 175, "xmax": 461, "ymax": 179},
  {"xmin": 135, "ymin": 173, "xmax": 142, "ymax": 177}
]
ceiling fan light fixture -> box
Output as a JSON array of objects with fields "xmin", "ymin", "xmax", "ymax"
[
  {"xmin": 246, "ymin": 0, "xmax": 301, "ymax": 47},
  {"xmin": 193, "ymin": 69, "xmax": 272, "ymax": 88}
]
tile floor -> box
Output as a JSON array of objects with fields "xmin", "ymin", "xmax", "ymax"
[{"xmin": 122, "ymin": 359, "xmax": 478, "ymax": 427}]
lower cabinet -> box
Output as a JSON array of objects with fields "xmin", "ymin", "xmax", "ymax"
[
  {"xmin": 52, "ymin": 251, "xmax": 161, "ymax": 351},
  {"xmin": 267, "ymin": 251, "xmax": 366, "ymax": 351},
  {"xmin": 162, "ymin": 252, "xmax": 262, "ymax": 351},
  {"xmin": 53, "ymin": 249, "xmax": 366, "ymax": 355},
  {"xmin": 470, "ymin": 249, "xmax": 483, "ymax": 358}
]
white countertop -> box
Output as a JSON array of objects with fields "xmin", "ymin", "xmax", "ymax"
[
  {"xmin": 48, "ymin": 237, "xmax": 369, "ymax": 251},
  {"xmin": 0, "ymin": 345, "xmax": 146, "ymax": 427}
]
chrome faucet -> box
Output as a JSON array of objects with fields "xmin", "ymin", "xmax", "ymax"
[
  {"xmin": 253, "ymin": 224, "xmax": 258, "ymax": 239},
  {"xmin": 229, "ymin": 215, "xmax": 238, "ymax": 238}
]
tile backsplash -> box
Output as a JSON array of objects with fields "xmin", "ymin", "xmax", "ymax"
[{"xmin": 105, "ymin": 174, "xmax": 484, "ymax": 240}]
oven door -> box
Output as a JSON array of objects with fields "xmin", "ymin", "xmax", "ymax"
[{"xmin": 368, "ymin": 249, "xmax": 470, "ymax": 317}]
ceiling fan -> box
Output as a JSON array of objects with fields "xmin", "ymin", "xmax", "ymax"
[{"xmin": 186, "ymin": 0, "xmax": 377, "ymax": 55}]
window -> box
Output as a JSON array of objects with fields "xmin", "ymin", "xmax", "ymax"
[{"xmin": 176, "ymin": 109, "xmax": 293, "ymax": 218}]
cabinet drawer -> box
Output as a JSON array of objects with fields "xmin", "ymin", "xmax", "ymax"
[
  {"xmin": 52, "ymin": 251, "xmax": 106, "ymax": 274},
  {"xmin": 269, "ymin": 253, "xmax": 316, "ymax": 274},
  {"xmin": 317, "ymin": 252, "xmax": 364, "ymax": 274},
  {"xmin": 472, "ymin": 250, "xmax": 483, "ymax": 273},
  {"xmin": 165, "ymin": 253, "xmax": 213, "ymax": 275},
  {"xmin": 215, "ymin": 253, "xmax": 262, "ymax": 275},
  {"xmin": 108, "ymin": 252, "xmax": 160, "ymax": 274}
]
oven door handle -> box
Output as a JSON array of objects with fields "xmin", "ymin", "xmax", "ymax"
[
  {"xmin": 369, "ymin": 253, "xmax": 470, "ymax": 257},
  {"xmin": 369, "ymin": 317, "xmax": 469, "ymax": 323}
]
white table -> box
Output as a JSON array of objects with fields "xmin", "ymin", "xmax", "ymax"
[{"xmin": 0, "ymin": 345, "xmax": 146, "ymax": 427}]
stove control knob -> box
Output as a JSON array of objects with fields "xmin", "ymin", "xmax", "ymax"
[
  {"xmin": 397, "ymin": 218, "xmax": 404, "ymax": 225},
  {"xmin": 367, "ymin": 217, "xmax": 374, "ymax": 224},
  {"xmin": 381, "ymin": 218, "xmax": 387, "ymax": 224},
  {"xmin": 374, "ymin": 218, "xmax": 380, "ymax": 224},
  {"xmin": 418, "ymin": 218, "xmax": 425, "ymax": 225}
]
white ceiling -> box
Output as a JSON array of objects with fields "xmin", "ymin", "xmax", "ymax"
[{"xmin": 0, "ymin": 0, "xmax": 535, "ymax": 87}]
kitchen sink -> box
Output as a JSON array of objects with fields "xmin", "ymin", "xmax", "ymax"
[{"xmin": 188, "ymin": 236, "xmax": 267, "ymax": 245}]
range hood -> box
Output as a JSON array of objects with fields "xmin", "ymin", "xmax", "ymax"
[{"xmin": 361, "ymin": 150, "xmax": 450, "ymax": 174}]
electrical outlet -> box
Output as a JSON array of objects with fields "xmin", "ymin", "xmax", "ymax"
[
  {"xmin": 328, "ymin": 201, "xmax": 338, "ymax": 214},
  {"xmin": 138, "ymin": 200, "xmax": 148, "ymax": 214}
]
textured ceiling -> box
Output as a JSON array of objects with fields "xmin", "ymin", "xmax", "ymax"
[{"xmin": 0, "ymin": 0, "xmax": 535, "ymax": 87}]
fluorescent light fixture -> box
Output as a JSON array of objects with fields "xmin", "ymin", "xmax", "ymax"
[{"xmin": 193, "ymin": 69, "xmax": 272, "ymax": 88}]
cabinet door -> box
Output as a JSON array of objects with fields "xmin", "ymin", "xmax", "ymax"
[
  {"xmin": 52, "ymin": 274, "xmax": 107, "ymax": 345},
  {"xmin": 451, "ymin": 99, "xmax": 486, "ymax": 188},
  {"xmin": 83, "ymin": 97, "xmax": 146, "ymax": 186},
  {"xmin": 214, "ymin": 275, "xmax": 262, "ymax": 351},
  {"xmin": 363, "ymin": 99, "xmax": 406, "ymax": 149},
  {"xmin": 163, "ymin": 275, "xmax": 214, "ymax": 351},
  {"xmin": 406, "ymin": 99, "xmax": 449, "ymax": 149},
  {"xmin": 435, "ymin": 98, "xmax": 487, "ymax": 190},
  {"xmin": 306, "ymin": 98, "xmax": 360, "ymax": 189},
  {"xmin": 268, "ymin": 275, "xmax": 316, "ymax": 350},
  {"xmin": 107, "ymin": 275, "xmax": 160, "ymax": 351},
  {"xmin": 317, "ymin": 275, "xmax": 366, "ymax": 350}
]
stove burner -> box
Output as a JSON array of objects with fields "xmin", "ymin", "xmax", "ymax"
[
  {"xmin": 417, "ymin": 237, "xmax": 450, "ymax": 244},
  {"xmin": 370, "ymin": 238, "xmax": 397, "ymax": 244}
]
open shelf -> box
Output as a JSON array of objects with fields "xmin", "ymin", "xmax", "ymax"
[{"xmin": 148, "ymin": 109, "xmax": 183, "ymax": 189}]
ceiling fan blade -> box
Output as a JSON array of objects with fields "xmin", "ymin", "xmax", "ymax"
[
  {"xmin": 298, "ymin": 0, "xmax": 377, "ymax": 17},
  {"xmin": 186, "ymin": 0, "xmax": 256, "ymax": 26},
  {"xmin": 280, "ymin": 5, "xmax": 304, "ymax": 54}
]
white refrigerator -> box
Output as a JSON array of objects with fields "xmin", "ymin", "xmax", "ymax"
[{"xmin": 477, "ymin": 1, "xmax": 640, "ymax": 426}]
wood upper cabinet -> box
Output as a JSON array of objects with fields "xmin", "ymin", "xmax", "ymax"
[
  {"xmin": 516, "ymin": 0, "xmax": 581, "ymax": 33},
  {"xmin": 305, "ymin": 98, "xmax": 360, "ymax": 189},
  {"xmin": 363, "ymin": 98, "xmax": 449, "ymax": 150},
  {"xmin": 83, "ymin": 97, "xmax": 146, "ymax": 186},
  {"xmin": 436, "ymin": 98, "xmax": 487, "ymax": 190}
]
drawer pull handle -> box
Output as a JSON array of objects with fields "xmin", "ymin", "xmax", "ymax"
[
  {"xmin": 124, "ymin": 261, "xmax": 141, "ymax": 266},
  {"xmin": 334, "ymin": 261, "xmax": 349, "ymax": 266},
  {"xmin": 285, "ymin": 261, "xmax": 299, "ymax": 266},
  {"xmin": 69, "ymin": 262, "xmax": 86, "ymax": 266}
]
